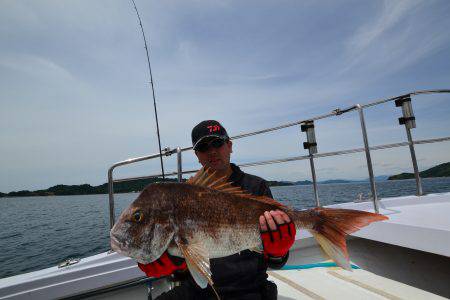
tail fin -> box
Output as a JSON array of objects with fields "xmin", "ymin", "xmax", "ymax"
[{"xmin": 291, "ymin": 208, "xmax": 388, "ymax": 270}]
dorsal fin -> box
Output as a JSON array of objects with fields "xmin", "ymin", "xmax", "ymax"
[{"xmin": 187, "ymin": 167, "xmax": 286, "ymax": 209}]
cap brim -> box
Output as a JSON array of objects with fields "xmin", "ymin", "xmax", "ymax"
[{"xmin": 192, "ymin": 135, "xmax": 227, "ymax": 150}]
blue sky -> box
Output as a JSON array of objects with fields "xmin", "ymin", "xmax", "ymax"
[{"xmin": 1, "ymin": 0, "xmax": 450, "ymax": 193}]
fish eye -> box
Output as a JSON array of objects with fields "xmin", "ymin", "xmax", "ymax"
[{"xmin": 132, "ymin": 211, "xmax": 144, "ymax": 223}]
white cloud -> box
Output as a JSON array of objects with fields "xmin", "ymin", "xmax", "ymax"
[
  {"xmin": 1, "ymin": 0, "xmax": 449, "ymax": 192},
  {"xmin": 0, "ymin": 54, "xmax": 74, "ymax": 80},
  {"xmin": 348, "ymin": 1, "xmax": 422, "ymax": 54},
  {"xmin": 341, "ymin": 0, "xmax": 449, "ymax": 77}
]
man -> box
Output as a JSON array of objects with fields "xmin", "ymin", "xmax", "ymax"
[{"xmin": 139, "ymin": 120, "xmax": 296, "ymax": 299}]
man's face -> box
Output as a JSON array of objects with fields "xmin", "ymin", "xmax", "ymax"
[{"xmin": 195, "ymin": 138, "xmax": 233, "ymax": 172}]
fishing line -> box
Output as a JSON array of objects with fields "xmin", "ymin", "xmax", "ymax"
[{"xmin": 131, "ymin": 0, "xmax": 165, "ymax": 180}]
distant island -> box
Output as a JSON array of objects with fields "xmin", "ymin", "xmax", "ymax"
[
  {"xmin": 267, "ymin": 180, "xmax": 312, "ymax": 186},
  {"xmin": 2, "ymin": 162, "xmax": 448, "ymax": 198},
  {"xmin": 1, "ymin": 178, "xmax": 296, "ymax": 198},
  {"xmin": 266, "ymin": 181, "xmax": 295, "ymax": 186},
  {"xmin": 0, "ymin": 178, "xmax": 352, "ymax": 197},
  {"xmin": 1, "ymin": 178, "xmax": 178, "ymax": 198},
  {"xmin": 388, "ymin": 162, "xmax": 450, "ymax": 180}
]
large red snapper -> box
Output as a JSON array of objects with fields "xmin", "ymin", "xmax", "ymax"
[{"xmin": 110, "ymin": 168, "xmax": 387, "ymax": 290}]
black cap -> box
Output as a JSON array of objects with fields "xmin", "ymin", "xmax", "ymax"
[{"xmin": 191, "ymin": 120, "xmax": 229, "ymax": 150}]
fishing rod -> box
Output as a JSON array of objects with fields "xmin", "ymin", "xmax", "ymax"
[{"xmin": 131, "ymin": 0, "xmax": 165, "ymax": 180}]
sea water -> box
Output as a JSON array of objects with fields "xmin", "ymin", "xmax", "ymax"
[{"xmin": 1, "ymin": 177, "xmax": 449, "ymax": 279}]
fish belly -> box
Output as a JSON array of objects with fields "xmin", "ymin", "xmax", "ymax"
[
  {"xmin": 169, "ymin": 224, "xmax": 261, "ymax": 259},
  {"xmin": 203, "ymin": 225, "xmax": 262, "ymax": 258}
]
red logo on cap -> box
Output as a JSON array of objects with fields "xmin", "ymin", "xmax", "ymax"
[{"xmin": 207, "ymin": 125, "xmax": 221, "ymax": 133}]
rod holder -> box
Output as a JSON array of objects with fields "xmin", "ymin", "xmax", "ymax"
[
  {"xmin": 395, "ymin": 95, "xmax": 423, "ymax": 196},
  {"xmin": 301, "ymin": 121, "xmax": 320, "ymax": 206},
  {"xmin": 395, "ymin": 95, "xmax": 416, "ymax": 129},
  {"xmin": 301, "ymin": 121, "xmax": 318, "ymax": 155}
]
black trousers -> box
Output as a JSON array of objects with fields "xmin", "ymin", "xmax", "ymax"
[{"xmin": 156, "ymin": 279, "xmax": 277, "ymax": 300}]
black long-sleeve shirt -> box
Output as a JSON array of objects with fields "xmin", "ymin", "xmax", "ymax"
[
  {"xmin": 209, "ymin": 163, "xmax": 288, "ymax": 294},
  {"xmin": 161, "ymin": 164, "xmax": 287, "ymax": 299}
]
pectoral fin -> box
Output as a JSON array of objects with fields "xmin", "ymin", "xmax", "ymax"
[
  {"xmin": 176, "ymin": 239, "xmax": 213, "ymax": 288},
  {"xmin": 176, "ymin": 239, "xmax": 221, "ymax": 299}
]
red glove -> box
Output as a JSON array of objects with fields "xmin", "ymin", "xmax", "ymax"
[
  {"xmin": 138, "ymin": 251, "xmax": 187, "ymax": 278},
  {"xmin": 261, "ymin": 222, "xmax": 296, "ymax": 258}
]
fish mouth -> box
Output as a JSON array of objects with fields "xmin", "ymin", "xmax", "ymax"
[
  {"xmin": 110, "ymin": 234, "xmax": 145, "ymax": 262},
  {"xmin": 110, "ymin": 234, "xmax": 127, "ymax": 253}
]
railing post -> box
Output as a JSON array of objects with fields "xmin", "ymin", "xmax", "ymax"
[
  {"xmin": 309, "ymin": 157, "xmax": 320, "ymax": 207},
  {"xmin": 356, "ymin": 105, "xmax": 379, "ymax": 213},
  {"xmin": 395, "ymin": 95, "xmax": 423, "ymax": 196},
  {"xmin": 301, "ymin": 121, "xmax": 320, "ymax": 207},
  {"xmin": 107, "ymin": 167, "xmax": 116, "ymax": 230},
  {"xmin": 405, "ymin": 127, "xmax": 423, "ymax": 195},
  {"xmin": 176, "ymin": 147, "xmax": 183, "ymax": 182}
]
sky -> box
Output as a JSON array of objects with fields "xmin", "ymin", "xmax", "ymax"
[{"xmin": 1, "ymin": 0, "xmax": 450, "ymax": 193}]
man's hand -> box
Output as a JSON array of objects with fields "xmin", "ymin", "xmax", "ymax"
[
  {"xmin": 138, "ymin": 251, "xmax": 187, "ymax": 278},
  {"xmin": 259, "ymin": 210, "xmax": 296, "ymax": 258}
]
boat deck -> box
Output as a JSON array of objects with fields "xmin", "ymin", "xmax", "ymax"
[
  {"xmin": 270, "ymin": 265, "xmax": 445, "ymax": 300},
  {"xmin": 326, "ymin": 192, "xmax": 450, "ymax": 257}
]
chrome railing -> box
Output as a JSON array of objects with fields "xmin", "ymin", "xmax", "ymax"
[{"xmin": 108, "ymin": 89, "xmax": 450, "ymax": 228}]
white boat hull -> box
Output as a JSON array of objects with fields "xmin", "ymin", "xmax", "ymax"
[{"xmin": 1, "ymin": 193, "xmax": 449, "ymax": 299}]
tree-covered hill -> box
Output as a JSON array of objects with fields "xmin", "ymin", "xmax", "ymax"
[
  {"xmin": 388, "ymin": 162, "xmax": 450, "ymax": 180},
  {"xmin": 1, "ymin": 177, "xmax": 178, "ymax": 198},
  {"xmin": 1, "ymin": 178, "xmax": 301, "ymax": 198}
]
